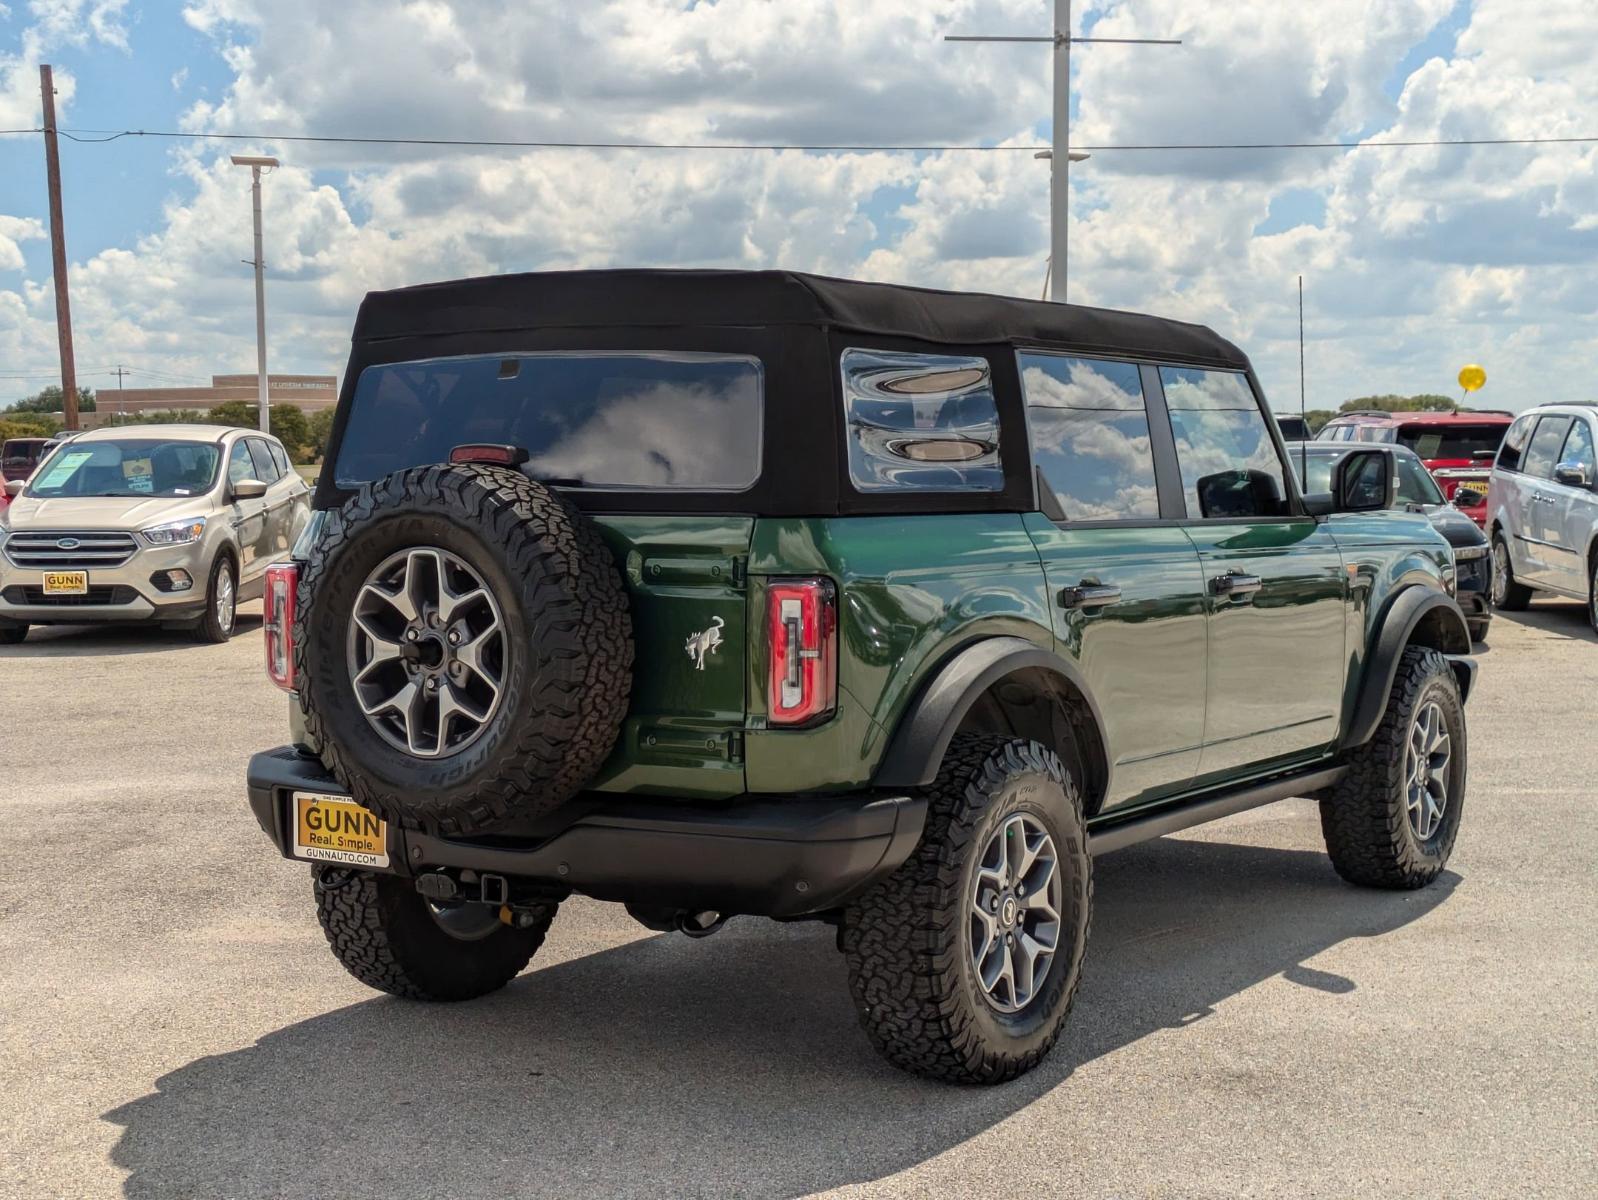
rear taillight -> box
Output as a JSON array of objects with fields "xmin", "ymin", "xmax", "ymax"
[
  {"xmin": 263, "ymin": 561, "xmax": 299, "ymax": 691},
  {"xmin": 767, "ymin": 577, "xmax": 837, "ymax": 727}
]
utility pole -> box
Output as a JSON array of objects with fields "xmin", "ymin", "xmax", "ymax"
[
  {"xmin": 948, "ymin": 1, "xmax": 1180, "ymax": 303},
  {"xmin": 231, "ymin": 154, "xmax": 279, "ymax": 434},
  {"xmin": 38, "ymin": 65, "xmax": 79, "ymax": 430}
]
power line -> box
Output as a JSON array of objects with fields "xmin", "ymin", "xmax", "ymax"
[{"xmin": 0, "ymin": 125, "xmax": 1593, "ymax": 154}]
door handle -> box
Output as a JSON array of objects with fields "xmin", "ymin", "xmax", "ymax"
[
  {"xmin": 1058, "ymin": 582, "xmax": 1122, "ymax": 611},
  {"xmin": 1211, "ymin": 572, "xmax": 1263, "ymax": 600}
]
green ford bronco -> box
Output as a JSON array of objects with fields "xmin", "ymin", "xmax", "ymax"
[{"xmin": 246, "ymin": 269, "xmax": 1476, "ymax": 1084}]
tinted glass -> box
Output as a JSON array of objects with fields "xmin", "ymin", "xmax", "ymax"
[
  {"xmin": 1522, "ymin": 416, "xmax": 1573, "ymax": 480},
  {"xmin": 1020, "ymin": 354, "xmax": 1157, "ymax": 520},
  {"xmin": 26, "ymin": 438, "xmax": 220, "ymax": 498},
  {"xmin": 336, "ymin": 353, "xmax": 763, "ymax": 490},
  {"xmin": 1160, "ymin": 367, "xmax": 1289, "ymax": 519},
  {"xmin": 1496, "ymin": 414, "xmax": 1535, "ymax": 471},
  {"xmin": 268, "ymin": 441, "xmax": 291, "ymax": 475},
  {"xmin": 1396, "ymin": 453, "xmax": 1445, "ymax": 504},
  {"xmin": 227, "ymin": 441, "xmax": 256, "ymax": 487},
  {"xmin": 1560, "ymin": 419, "xmax": 1595, "ymax": 474},
  {"xmin": 246, "ymin": 438, "xmax": 279, "ymax": 482},
  {"xmin": 843, "ymin": 348, "xmax": 1000, "ymax": 492},
  {"xmin": 1397, "ymin": 424, "xmax": 1507, "ymax": 461}
]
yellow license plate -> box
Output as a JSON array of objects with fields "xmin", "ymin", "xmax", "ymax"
[
  {"xmin": 291, "ymin": 792, "xmax": 389, "ymax": 868},
  {"xmin": 43, "ymin": 571, "xmax": 88, "ymax": 596}
]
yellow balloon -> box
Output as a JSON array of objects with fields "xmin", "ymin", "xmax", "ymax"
[{"xmin": 1458, "ymin": 364, "xmax": 1487, "ymax": 393}]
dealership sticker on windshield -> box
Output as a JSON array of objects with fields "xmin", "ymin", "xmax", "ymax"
[
  {"xmin": 291, "ymin": 792, "xmax": 389, "ymax": 868},
  {"xmin": 38, "ymin": 450, "xmax": 93, "ymax": 489}
]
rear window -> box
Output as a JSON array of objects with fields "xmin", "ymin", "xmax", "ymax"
[
  {"xmin": 334, "ymin": 352, "xmax": 764, "ymax": 491},
  {"xmin": 1397, "ymin": 424, "xmax": 1506, "ymax": 461}
]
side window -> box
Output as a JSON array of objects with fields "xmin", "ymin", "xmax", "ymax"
[
  {"xmin": 1496, "ymin": 414, "xmax": 1536, "ymax": 471},
  {"xmin": 1019, "ymin": 354, "xmax": 1158, "ymax": 521},
  {"xmin": 268, "ymin": 440, "xmax": 291, "ymax": 477},
  {"xmin": 841, "ymin": 348, "xmax": 1001, "ymax": 492},
  {"xmin": 1522, "ymin": 417, "xmax": 1572, "ymax": 480},
  {"xmin": 226, "ymin": 441, "xmax": 256, "ymax": 488},
  {"xmin": 246, "ymin": 438, "xmax": 280, "ymax": 483},
  {"xmin": 1558, "ymin": 419, "xmax": 1595, "ymax": 475},
  {"xmin": 1160, "ymin": 366, "xmax": 1290, "ymax": 519}
]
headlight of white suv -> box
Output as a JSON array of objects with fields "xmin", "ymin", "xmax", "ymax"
[
  {"xmin": 1453, "ymin": 543, "xmax": 1489, "ymax": 562},
  {"xmin": 142, "ymin": 517, "xmax": 207, "ymax": 546}
]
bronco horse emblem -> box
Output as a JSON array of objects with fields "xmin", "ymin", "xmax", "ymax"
[{"xmin": 685, "ymin": 616, "xmax": 725, "ymax": 670}]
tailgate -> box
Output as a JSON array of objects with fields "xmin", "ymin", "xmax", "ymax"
[{"xmin": 587, "ymin": 516, "xmax": 753, "ymax": 799}]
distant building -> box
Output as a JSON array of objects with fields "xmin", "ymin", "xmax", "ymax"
[{"xmin": 84, "ymin": 373, "xmax": 337, "ymax": 427}]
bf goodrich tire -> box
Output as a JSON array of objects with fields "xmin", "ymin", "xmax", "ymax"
[
  {"xmin": 841, "ymin": 735, "xmax": 1092, "ymax": 1084},
  {"xmin": 296, "ymin": 463, "xmax": 633, "ymax": 836},
  {"xmin": 1320, "ymin": 646, "xmax": 1466, "ymax": 889},
  {"xmin": 313, "ymin": 867, "xmax": 556, "ymax": 1001}
]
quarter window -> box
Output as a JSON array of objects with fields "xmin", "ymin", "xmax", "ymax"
[
  {"xmin": 1160, "ymin": 367, "xmax": 1290, "ymax": 519},
  {"xmin": 1522, "ymin": 416, "xmax": 1572, "ymax": 480},
  {"xmin": 842, "ymin": 348, "xmax": 1001, "ymax": 492},
  {"xmin": 1019, "ymin": 354, "xmax": 1158, "ymax": 521},
  {"xmin": 1559, "ymin": 419, "xmax": 1595, "ymax": 476}
]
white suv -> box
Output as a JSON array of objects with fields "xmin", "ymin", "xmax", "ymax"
[{"xmin": 1486, "ymin": 403, "xmax": 1598, "ymax": 630}]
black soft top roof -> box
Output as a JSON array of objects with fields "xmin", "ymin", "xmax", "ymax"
[{"xmin": 352, "ymin": 268, "xmax": 1250, "ymax": 371}]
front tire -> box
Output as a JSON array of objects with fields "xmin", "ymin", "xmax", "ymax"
[
  {"xmin": 841, "ymin": 735, "xmax": 1092, "ymax": 1084},
  {"xmin": 1490, "ymin": 534, "xmax": 1532, "ymax": 611},
  {"xmin": 192, "ymin": 554, "xmax": 237, "ymax": 643},
  {"xmin": 314, "ymin": 867, "xmax": 556, "ymax": 1000},
  {"xmin": 1587, "ymin": 555, "xmax": 1598, "ymax": 636},
  {"xmin": 1320, "ymin": 646, "xmax": 1466, "ymax": 889}
]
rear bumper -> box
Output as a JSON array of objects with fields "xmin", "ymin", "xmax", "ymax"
[{"xmin": 246, "ymin": 748, "xmax": 927, "ymax": 918}]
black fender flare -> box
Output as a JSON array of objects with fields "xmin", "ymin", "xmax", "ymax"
[
  {"xmin": 873, "ymin": 636, "xmax": 1104, "ymax": 789},
  {"xmin": 1343, "ymin": 586, "xmax": 1474, "ymax": 749}
]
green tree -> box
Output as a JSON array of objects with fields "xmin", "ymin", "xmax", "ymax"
[
  {"xmin": 4, "ymin": 385, "xmax": 96, "ymax": 414},
  {"xmin": 1338, "ymin": 394, "xmax": 1455, "ymax": 414},
  {"xmin": 1305, "ymin": 409, "xmax": 1337, "ymax": 434},
  {"xmin": 268, "ymin": 405, "xmax": 311, "ymax": 460},
  {"xmin": 307, "ymin": 407, "xmax": 337, "ymax": 460},
  {"xmin": 206, "ymin": 401, "xmax": 258, "ymax": 428},
  {"xmin": 0, "ymin": 416, "xmax": 59, "ymax": 441}
]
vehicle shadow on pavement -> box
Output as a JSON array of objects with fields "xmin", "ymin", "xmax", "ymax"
[
  {"xmin": 0, "ymin": 615, "xmax": 262, "ymax": 658},
  {"xmin": 1491, "ymin": 599, "xmax": 1596, "ymax": 645},
  {"xmin": 102, "ymin": 838, "xmax": 1457, "ymax": 1200}
]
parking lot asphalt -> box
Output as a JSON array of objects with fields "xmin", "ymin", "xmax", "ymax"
[{"xmin": 1, "ymin": 601, "xmax": 1594, "ymax": 1199}]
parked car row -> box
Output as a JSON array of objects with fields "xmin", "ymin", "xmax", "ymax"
[
  {"xmin": 0, "ymin": 424, "xmax": 310, "ymax": 644},
  {"xmin": 1316, "ymin": 409, "xmax": 1514, "ymax": 526}
]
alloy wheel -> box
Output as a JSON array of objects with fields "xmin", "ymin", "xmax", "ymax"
[
  {"xmin": 968, "ymin": 813, "xmax": 1064, "ymax": 1013},
  {"xmin": 1490, "ymin": 540, "xmax": 1511, "ymax": 607},
  {"xmin": 346, "ymin": 547, "xmax": 506, "ymax": 758},
  {"xmin": 216, "ymin": 566, "xmax": 235, "ymax": 634},
  {"xmin": 1404, "ymin": 699, "xmax": 1451, "ymax": 842}
]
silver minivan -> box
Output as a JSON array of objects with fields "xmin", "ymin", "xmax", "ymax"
[
  {"xmin": 0, "ymin": 424, "xmax": 310, "ymax": 644},
  {"xmin": 1485, "ymin": 403, "xmax": 1598, "ymax": 630}
]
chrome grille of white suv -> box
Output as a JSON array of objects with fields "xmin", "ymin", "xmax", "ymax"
[{"xmin": 4, "ymin": 530, "xmax": 139, "ymax": 570}]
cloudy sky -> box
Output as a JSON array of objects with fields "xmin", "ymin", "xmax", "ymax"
[{"xmin": 1, "ymin": 0, "xmax": 1594, "ymax": 413}]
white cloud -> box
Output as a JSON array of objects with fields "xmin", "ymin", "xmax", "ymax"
[
  {"xmin": 0, "ymin": 213, "xmax": 43, "ymax": 271},
  {"xmin": 2, "ymin": 0, "xmax": 1595, "ymax": 418}
]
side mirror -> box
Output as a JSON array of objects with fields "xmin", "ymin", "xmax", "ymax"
[
  {"xmin": 1333, "ymin": 449, "xmax": 1396, "ymax": 512},
  {"xmin": 1194, "ymin": 468, "xmax": 1282, "ymax": 519},
  {"xmin": 3, "ymin": 479, "xmax": 22, "ymax": 498},
  {"xmin": 232, "ymin": 478, "xmax": 268, "ymax": 500},
  {"xmin": 1553, "ymin": 461, "xmax": 1592, "ymax": 490},
  {"xmin": 1452, "ymin": 484, "xmax": 1487, "ymax": 508}
]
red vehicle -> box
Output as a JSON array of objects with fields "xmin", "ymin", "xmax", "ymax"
[{"xmin": 1315, "ymin": 410, "xmax": 1513, "ymax": 525}]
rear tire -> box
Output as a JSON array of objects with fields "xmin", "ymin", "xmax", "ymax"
[
  {"xmin": 1320, "ymin": 646, "xmax": 1465, "ymax": 889},
  {"xmin": 1587, "ymin": 556, "xmax": 1598, "ymax": 636},
  {"xmin": 1467, "ymin": 619, "xmax": 1488, "ymax": 643},
  {"xmin": 1490, "ymin": 534, "xmax": 1532, "ymax": 611},
  {"xmin": 192, "ymin": 554, "xmax": 237, "ymax": 643},
  {"xmin": 841, "ymin": 735, "xmax": 1092, "ymax": 1084},
  {"xmin": 313, "ymin": 867, "xmax": 556, "ymax": 1001},
  {"xmin": 0, "ymin": 622, "xmax": 27, "ymax": 645}
]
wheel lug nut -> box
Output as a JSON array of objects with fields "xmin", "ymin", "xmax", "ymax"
[
  {"xmin": 426, "ymin": 677, "xmax": 439, "ymax": 691},
  {"xmin": 1016, "ymin": 885, "xmax": 1025, "ymax": 897},
  {"xmin": 448, "ymin": 631, "xmax": 460, "ymax": 645}
]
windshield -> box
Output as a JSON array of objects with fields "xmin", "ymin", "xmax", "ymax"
[
  {"xmin": 1397, "ymin": 424, "xmax": 1506, "ymax": 461},
  {"xmin": 25, "ymin": 438, "xmax": 221, "ymax": 498},
  {"xmin": 1297, "ymin": 451, "xmax": 1444, "ymax": 507},
  {"xmin": 335, "ymin": 352, "xmax": 764, "ymax": 491}
]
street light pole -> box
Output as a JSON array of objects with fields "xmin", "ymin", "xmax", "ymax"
[
  {"xmin": 947, "ymin": 4, "xmax": 1180, "ymax": 303},
  {"xmin": 231, "ymin": 154, "xmax": 279, "ymax": 434}
]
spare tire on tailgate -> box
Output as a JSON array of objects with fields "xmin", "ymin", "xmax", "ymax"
[{"xmin": 295, "ymin": 463, "xmax": 633, "ymax": 837}]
